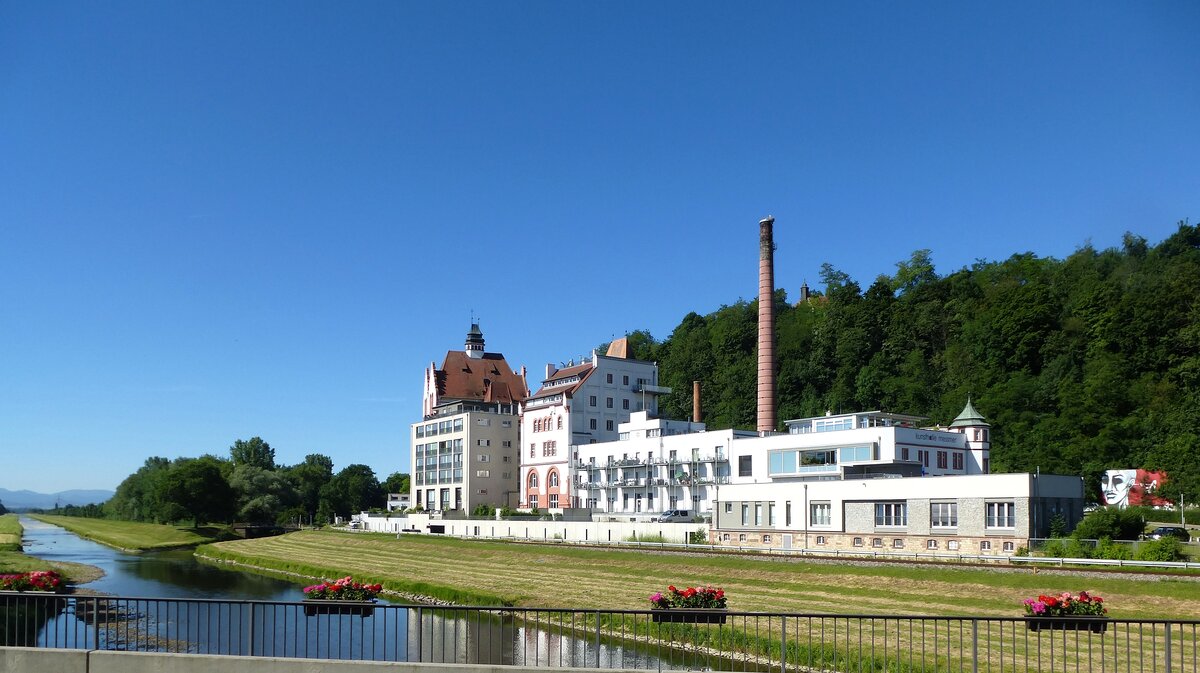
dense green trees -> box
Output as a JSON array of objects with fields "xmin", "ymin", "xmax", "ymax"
[
  {"xmin": 625, "ymin": 223, "xmax": 1200, "ymax": 503},
  {"xmin": 102, "ymin": 442, "xmax": 385, "ymax": 526}
]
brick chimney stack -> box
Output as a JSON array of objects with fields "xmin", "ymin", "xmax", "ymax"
[
  {"xmin": 757, "ymin": 216, "xmax": 776, "ymax": 434},
  {"xmin": 693, "ymin": 380, "xmax": 702, "ymax": 424}
]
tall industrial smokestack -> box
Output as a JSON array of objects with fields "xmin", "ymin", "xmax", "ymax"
[
  {"xmin": 757, "ymin": 216, "xmax": 777, "ymax": 434},
  {"xmin": 693, "ymin": 380, "xmax": 702, "ymax": 424}
]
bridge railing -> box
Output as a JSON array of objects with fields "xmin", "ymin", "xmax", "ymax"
[{"xmin": 3, "ymin": 591, "xmax": 1198, "ymax": 672}]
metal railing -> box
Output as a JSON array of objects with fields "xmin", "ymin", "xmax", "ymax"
[{"xmin": 3, "ymin": 592, "xmax": 1198, "ymax": 672}]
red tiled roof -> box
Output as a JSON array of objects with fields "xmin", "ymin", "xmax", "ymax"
[{"xmin": 435, "ymin": 351, "xmax": 528, "ymax": 404}]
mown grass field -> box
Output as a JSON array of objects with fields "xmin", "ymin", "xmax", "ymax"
[
  {"xmin": 0, "ymin": 514, "xmax": 22, "ymax": 551},
  {"xmin": 200, "ymin": 530, "xmax": 1200, "ymax": 619},
  {"xmin": 31, "ymin": 514, "xmax": 218, "ymax": 551}
]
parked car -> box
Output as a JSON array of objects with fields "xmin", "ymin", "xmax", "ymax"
[
  {"xmin": 1145, "ymin": 526, "xmax": 1190, "ymax": 541},
  {"xmin": 657, "ymin": 509, "xmax": 692, "ymax": 523}
]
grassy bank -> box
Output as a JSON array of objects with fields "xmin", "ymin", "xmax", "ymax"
[
  {"xmin": 0, "ymin": 515, "xmax": 103, "ymax": 583},
  {"xmin": 201, "ymin": 530, "xmax": 1200, "ymax": 619},
  {"xmin": 0, "ymin": 514, "xmax": 21, "ymax": 551},
  {"xmin": 31, "ymin": 514, "xmax": 219, "ymax": 552}
]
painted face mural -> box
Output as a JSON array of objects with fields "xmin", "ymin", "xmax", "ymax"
[
  {"xmin": 1101, "ymin": 469, "xmax": 1136, "ymax": 507},
  {"xmin": 1100, "ymin": 469, "xmax": 1170, "ymax": 508}
]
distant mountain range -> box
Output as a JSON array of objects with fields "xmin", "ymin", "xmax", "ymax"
[{"xmin": 0, "ymin": 488, "xmax": 113, "ymax": 510}]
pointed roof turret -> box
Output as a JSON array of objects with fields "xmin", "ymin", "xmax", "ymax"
[
  {"xmin": 464, "ymin": 323, "xmax": 485, "ymax": 359},
  {"xmin": 950, "ymin": 397, "xmax": 990, "ymax": 428}
]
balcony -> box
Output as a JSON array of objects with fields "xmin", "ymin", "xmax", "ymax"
[{"xmin": 634, "ymin": 383, "xmax": 672, "ymax": 395}]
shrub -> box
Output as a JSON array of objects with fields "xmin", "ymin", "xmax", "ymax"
[
  {"xmin": 1072, "ymin": 507, "xmax": 1145, "ymax": 541},
  {"xmin": 1040, "ymin": 538, "xmax": 1068, "ymax": 558},
  {"xmin": 1095, "ymin": 537, "xmax": 1132, "ymax": 560},
  {"xmin": 1136, "ymin": 537, "xmax": 1187, "ymax": 562},
  {"xmin": 471, "ymin": 504, "xmax": 495, "ymax": 518},
  {"xmin": 688, "ymin": 530, "xmax": 708, "ymax": 545}
]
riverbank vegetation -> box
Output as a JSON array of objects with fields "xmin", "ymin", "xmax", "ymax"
[
  {"xmin": 30, "ymin": 515, "xmax": 221, "ymax": 552},
  {"xmin": 200, "ymin": 530, "xmax": 1200, "ymax": 619},
  {"xmin": 46, "ymin": 437, "xmax": 408, "ymax": 528},
  {"xmin": 0, "ymin": 514, "xmax": 21, "ymax": 551}
]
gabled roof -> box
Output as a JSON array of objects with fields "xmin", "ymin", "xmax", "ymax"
[
  {"xmin": 529, "ymin": 364, "xmax": 595, "ymax": 401},
  {"xmin": 434, "ymin": 351, "xmax": 528, "ymax": 405},
  {"xmin": 949, "ymin": 397, "xmax": 990, "ymax": 428}
]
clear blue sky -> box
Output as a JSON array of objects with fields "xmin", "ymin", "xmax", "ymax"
[{"xmin": 2, "ymin": 2, "xmax": 1196, "ymax": 493}]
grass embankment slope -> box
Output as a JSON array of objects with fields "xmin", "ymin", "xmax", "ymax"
[
  {"xmin": 0, "ymin": 514, "xmax": 102, "ymax": 583},
  {"xmin": 31, "ymin": 514, "xmax": 218, "ymax": 552},
  {"xmin": 201, "ymin": 530, "xmax": 1200, "ymax": 620}
]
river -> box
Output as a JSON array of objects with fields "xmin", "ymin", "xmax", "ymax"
[{"xmin": 12, "ymin": 517, "xmax": 717, "ymax": 669}]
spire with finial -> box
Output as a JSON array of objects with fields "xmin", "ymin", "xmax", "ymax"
[{"xmin": 950, "ymin": 396, "xmax": 989, "ymax": 428}]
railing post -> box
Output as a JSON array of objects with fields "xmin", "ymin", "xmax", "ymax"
[
  {"xmin": 92, "ymin": 597, "xmax": 101, "ymax": 650},
  {"xmin": 247, "ymin": 602, "xmax": 255, "ymax": 657},
  {"xmin": 1165, "ymin": 622, "xmax": 1173, "ymax": 673},
  {"xmin": 971, "ymin": 619, "xmax": 978, "ymax": 673},
  {"xmin": 595, "ymin": 610, "xmax": 602, "ymax": 669},
  {"xmin": 415, "ymin": 606, "xmax": 423, "ymax": 662},
  {"xmin": 780, "ymin": 615, "xmax": 787, "ymax": 673}
]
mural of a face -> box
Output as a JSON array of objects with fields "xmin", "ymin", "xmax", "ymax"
[{"xmin": 1101, "ymin": 469, "xmax": 1136, "ymax": 507}]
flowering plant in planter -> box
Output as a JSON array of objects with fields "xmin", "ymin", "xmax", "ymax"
[
  {"xmin": 302, "ymin": 576, "xmax": 383, "ymax": 601},
  {"xmin": 650, "ymin": 585, "xmax": 727, "ymax": 610},
  {"xmin": 1023, "ymin": 591, "xmax": 1107, "ymax": 617},
  {"xmin": 0, "ymin": 570, "xmax": 64, "ymax": 593}
]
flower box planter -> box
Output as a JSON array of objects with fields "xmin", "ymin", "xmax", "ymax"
[
  {"xmin": 651, "ymin": 609, "xmax": 728, "ymax": 624},
  {"xmin": 1026, "ymin": 617, "xmax": 1108, "ymax": 634},
  {"xmin": 303, "ymin": 600, "xmax": 376, "ymax": 617}
]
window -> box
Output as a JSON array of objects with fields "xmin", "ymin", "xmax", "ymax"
[
  {"xmin": 901, "ymin": 447, "xmax": 909, "ymax": 461},
  {"xmin": 607, "ymin": 373, "xmax": 613, "ymax": 384},
  {"xmin": 549, "ymin": 472, "xmax": 559, "ymax": 487},
  {"xmin": 1003, "ymin": 541, "xmax": 1015, "ymax": 552},
  {"xmin": 529, "ymin": 495, "xmax": 538, "ymax": 508},
  {"xmin": 623, "ymin": 375, "xmax": 629, "ymax": 385},
  {"xmin": 606, "ymin": 397, "xmax": 614, "ymax": 408},
  {"xmin": 785, "ymin": 502, "xmax": 792, "ymax": 526},
  {"xmin": 762, "ymin": 535, "xmax": 771, "ymax": 544},
  {"xmin": 853, "ymin": 537, "xmax": 864, "ymax": 547},
  {"xmin": 810, "ymin": 502, "xmax": 831, "ymax": 526},
  {"xmin": 937, "ymin": 451, "xmax": 948, "ymax": 469},
  {"xmin": 738, "ymin": 533, "xmax": 747, "ymax": 542},
  {"xmin": 549, "ymin": 494, "xmax": 559, "ymax": 508},
  {"xmin": 622, "ymin": 399, "xmax": 629, "ymax": 410},
  {"xmin": 926, "ymin": 539, "xmax": 938, "ymax": 550},
  {"xmin": 980, "ymin": 540, "xmax": 992, "ymax": 552},
  {"xmin": 815, "ymin": 535, "xmax": 826, "ymax": 545},
  {"xmin": 983, "ymin": 458, "xmax": 990, "ymax": 473},
  {"xmin": 590, "ymin": 419, "xmax": 597, "ymax": 430},
  {"xmin": 476, "ymin": 470, "xmax": 490, "ymax": 478},
  {"xmin": 528, "ymin": 473, "xmax": 539, "ymax": 488},
  {"xmin": 502, "ymin": 420, "xmax": 512, "ymax": 428},
  {"xmin": 947, "ymin": 540, "xmax": 959, "ymax": 551},
  {"xmin": 529, "ymin": 443, "xmax": 535, "ymax": 457},
  {"xmin": 918, "ymin": 450, "xmax": 929, "ymax": 467},
  {"xmin": 724, "ymin": 503, "xmax": 733, "ymax": 513},
  {"xmin": 454, "ymin": 418, "xmax": 464, "ymax": 431},
  {"xmin": 476, "ymin": 439, "xmax": 490, "ymax": 446},
  {"xmin": 952, "ymin": 452, "xmax": 964, "ymax": 470},
  {"xmin": 741, "ymin": 504, "xmax": 749, "ymax": 526},
  {"xmin": 875, "ymin": 503, "xmax": 907, "ymax": 527},
  {"xmin": 502, "ymin": 440, "xmax": 511, "ymax": 448},
  {"xmin": 722, "ymin": 533, "xmax": 730, "ymax": 542},
  {"xmin": 871, "ymin": 538, "xmax": 883, "ymax": 548},
  {"xmin": 738, "ymin": 456, "xmax": 752, "ymax": 477},
  {"xmin": 477, "ymin": 454, "xmax": 490, "ymax": 462},
  {"xmin": 606, "ymin": 420, "xmax": 614, "ymax": 431},
  {"xmin": 754, "ymin": 503, "xmax": 763, "ymax": 526},
  {"xmin": 590, "ymin": 395, "xmax": 597, "ymax": 406},
  {"xmin": 931, "ymin": 502, "xmax": 957, "ymax": 528},
  {"xmin": 893, "ymin": 539, "xmax": 904, "ymax": 549},
  {"xmin": 986, "ymin": 502, "xmax": 1016, "ymax": 528},
  {"xmin": 557, "ymin": 417, "xmax": 563, "ymax": 430}
]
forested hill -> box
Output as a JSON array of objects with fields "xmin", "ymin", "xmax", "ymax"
[{"xmin": 615, "ymin": 223, "xmax": 1200, "ymax": 499}]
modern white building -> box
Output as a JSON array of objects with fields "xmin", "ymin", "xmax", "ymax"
[
  {"xmin": 520, "ymin": 338, "xmax": 667, "ymax": 509},
  {"xmin": 410, "ymin": 325, "xmax": 528, "ymax": 512},
  {"xmin": 573, "ymin": 411, "xmax": 755, "ymax": 516},
  {"xmin": 709, "ymin": 401, "xmax": 1081, "ymax": 554}
]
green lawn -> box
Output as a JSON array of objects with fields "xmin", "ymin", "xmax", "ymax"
[
  {"xmin": 0, "ymin": 514, "xmax": 21, "ymax": 551},
  {"xmin": 31, "ymin": 514, "xmax": 219, "ymax": 551},
  {"xmin": 200, "ymin": 530, "xmax": 1200, "ymax": 620}
]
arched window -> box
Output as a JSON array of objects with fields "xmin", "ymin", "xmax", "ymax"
[
  {"xmin": 528, "ymin": 472, "xmax": 539, "ymax": 489},
  {"xmin": 549, "ymin": 471, "xmax": 559, "ymax": 488}
]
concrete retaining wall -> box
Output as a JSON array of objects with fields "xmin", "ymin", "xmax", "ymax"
[
  {"xmin": 359, "ymin": 512, "xmax": 705, "ymax": 544},
  {"xmin": 1, "ymin": 647, "xmax": 634, "ymax": 673}
]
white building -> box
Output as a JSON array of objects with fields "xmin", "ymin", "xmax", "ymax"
[
  {"xmin": 573, "ymin": 411, "xmax": 755, "ymax": 516},
  {"xmin": 520, "ymin": 338, "xmax": 667, "ymax": 509},
  {"xmin": 410, "ymin": 325, "xmax": 528, "ymax": 512},
  {"xmin": 710, "ymin": 401, "xmax": 1081, "ymax": 554}
]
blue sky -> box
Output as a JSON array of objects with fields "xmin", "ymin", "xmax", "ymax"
[{"xmin": 2, "ymin": 3, "xmax": 1196, "ymax": 493}]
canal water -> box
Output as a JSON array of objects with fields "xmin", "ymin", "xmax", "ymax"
[{"xmin": 13, "ymin": 518, "xmax": 720, "ymax": 669}]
